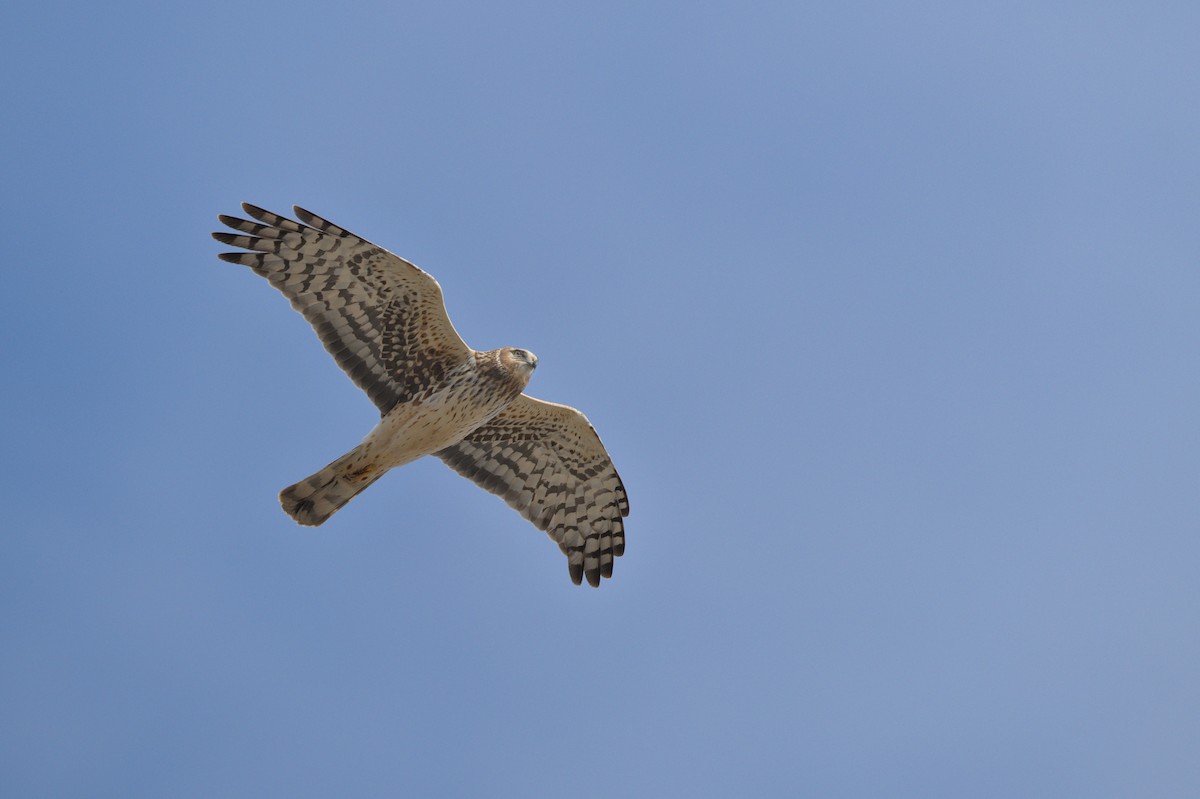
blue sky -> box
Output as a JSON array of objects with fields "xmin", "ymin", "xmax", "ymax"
[{"xmin": 3, "ymin": 1, "xmax": 1198, "ymax": 796}]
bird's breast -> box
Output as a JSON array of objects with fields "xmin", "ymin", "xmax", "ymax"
[{"xmin": 364, "ymin": 378, "xmax": 519, "ymax": 468}]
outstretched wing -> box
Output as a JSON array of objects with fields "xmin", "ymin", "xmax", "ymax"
[
  {"xmin": 213, "ymin": 204, "xmax": 472, "ymax": 413},
  {"xmin": 437, "ymin": 395, "xmax": 630, "ymax": 587}
]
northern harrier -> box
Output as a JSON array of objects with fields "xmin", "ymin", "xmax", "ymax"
[{"xmin": 213, "ymin": 204, "xmax": 629, "ymax": 586}]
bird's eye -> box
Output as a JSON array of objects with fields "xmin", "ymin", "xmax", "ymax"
[{"xmin": 512, "ymin": 349, "xmax": 525, "ymax": 360}]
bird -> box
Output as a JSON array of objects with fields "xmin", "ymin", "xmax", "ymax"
[{"xmin": 212, "ymin": 204, "xmax": 629, "ymax": 586}]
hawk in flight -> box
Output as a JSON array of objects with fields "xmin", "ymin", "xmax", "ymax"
[{"xmin": 213, "ymin": 204, "xmax": 629, "ymax": 586}]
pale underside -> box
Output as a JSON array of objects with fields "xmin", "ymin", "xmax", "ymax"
[{"xmin": 214, "ymin": 204, "xmax": 629, "ymax": 586}]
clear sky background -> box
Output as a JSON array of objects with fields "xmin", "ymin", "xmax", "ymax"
[{"xmin": 2, "ymin": 2, "xmax": 1198, "ymax": 797}]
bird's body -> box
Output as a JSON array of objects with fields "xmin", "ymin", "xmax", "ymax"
[
  {"xmin": 365, "ymin": 349, "xmax": 530, "ymax": 467},
  {"xmin": 213, "ymin": 204, "xmax": 628, "ymax": 586},
  {"xmin": 281, "ymin": 349, "xmax": 531, "ymax": 526}
]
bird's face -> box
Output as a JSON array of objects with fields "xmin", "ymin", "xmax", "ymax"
[
  {"xmin": 508, "ymin": 348, "xmax": 538, "ymax": 369},
  {"xmin": 502, "ymin": 347, "xmax": 539, "ymax": 378}
]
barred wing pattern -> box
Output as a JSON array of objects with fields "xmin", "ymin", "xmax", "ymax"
[
  {"xmin": 214, "ymin": 204, "xmax": 471, "ymax": 413},
  {"xmin": 438, "ymin": 395, "xmax": 630, "ymax": 586}
]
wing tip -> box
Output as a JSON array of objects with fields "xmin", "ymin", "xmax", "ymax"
[{"xmin": 294, "ymin": 205, "xmax": 350, "ymax": 237}]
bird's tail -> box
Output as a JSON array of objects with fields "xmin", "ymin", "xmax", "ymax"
[{"xmin": 279, "ymin": 445, "xmax": 385, "ymax": 526}]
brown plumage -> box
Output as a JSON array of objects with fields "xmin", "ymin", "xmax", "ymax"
[{"xmin": 214, "ymin": 204, "xmax": 628, "ymax": 586}]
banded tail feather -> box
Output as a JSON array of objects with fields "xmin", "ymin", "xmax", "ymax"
[{"xmin": 279, "ymin": 445, "xmax": 386, "ymax": 526}]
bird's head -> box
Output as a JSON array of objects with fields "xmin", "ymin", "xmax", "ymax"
[{"xmin": 500, "ymin": 347, "xmax": 539, "ymax": 383}]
